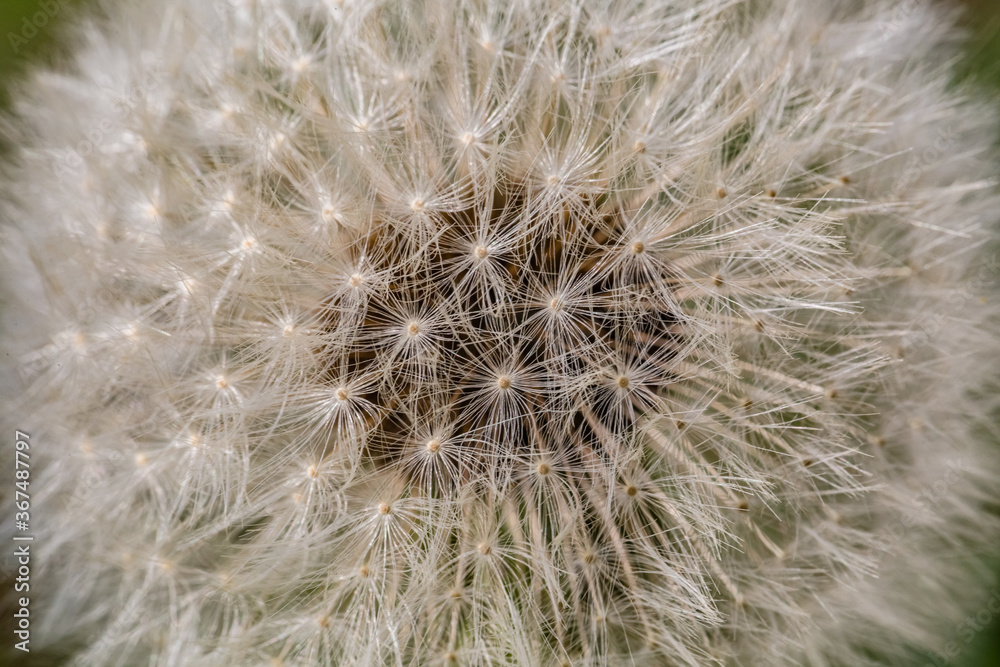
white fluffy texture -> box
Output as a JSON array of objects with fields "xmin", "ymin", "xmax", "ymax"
[{"xmin": 1, "ymin": 0, "xmax": 999, "ymax": 665}]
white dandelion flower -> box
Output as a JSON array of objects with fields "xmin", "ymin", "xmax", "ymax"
[{"xmin": 2, "ymin": 0, "xmax": 999, "ymax": 665}]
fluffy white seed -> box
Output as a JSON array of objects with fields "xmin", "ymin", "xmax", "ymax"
[{"xmin": 1, "ymin": 1, "xmax": 999, "ymax": 666}]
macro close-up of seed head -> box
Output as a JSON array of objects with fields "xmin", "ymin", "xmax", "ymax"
[{"xmin": 1, "ymin": 0, "xmax": 1000, "ymax": 665}]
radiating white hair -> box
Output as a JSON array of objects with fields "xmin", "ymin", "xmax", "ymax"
[{"xmin": 2, "ymin": 0, "xmax": 999, "ymax": 665}]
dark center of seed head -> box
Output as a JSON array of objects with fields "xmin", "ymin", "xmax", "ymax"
[{"xmin": 321, "ymin": 188, "xmax": 680, "ymax": 487}]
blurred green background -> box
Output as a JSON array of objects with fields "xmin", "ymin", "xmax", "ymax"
[{"xmin": 0, "ymin": 0, "xmax": 998, "ymax": 665}]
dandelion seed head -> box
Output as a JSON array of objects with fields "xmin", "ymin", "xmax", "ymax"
[{"xmin": 2, "ymin": 0, "xmax": 999, "ymax": 665}]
